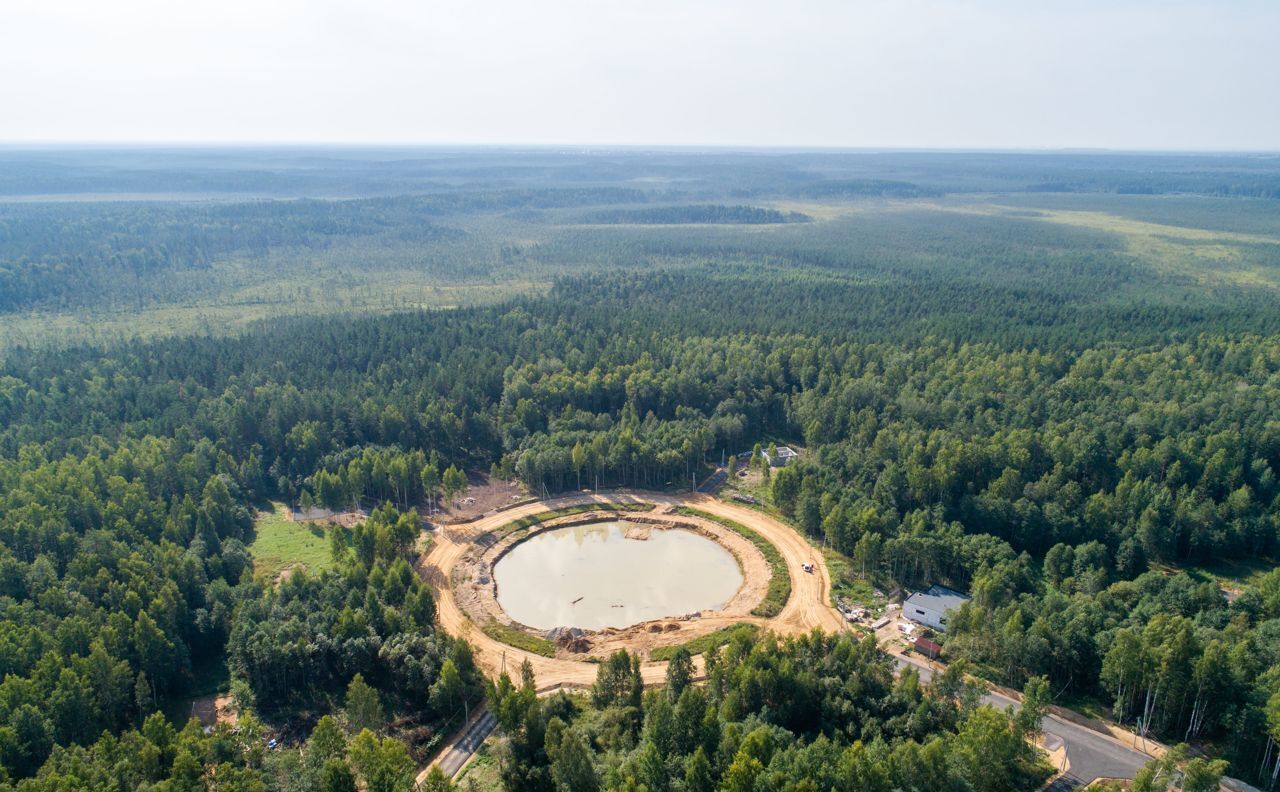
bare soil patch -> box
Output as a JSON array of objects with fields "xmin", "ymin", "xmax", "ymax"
[
  {"xmin": 434, "ymin": 474, "xmax": 527, "ymax": 524},
  {"xmin": 274, "ymin": 562, "xmax": 306, "ymax": 585},
  {"xmin": 189, "ymin": 694, "xmax": 238, "ymax": 728}
]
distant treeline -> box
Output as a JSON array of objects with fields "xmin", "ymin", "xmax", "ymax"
[
  {"xmin": 792, "ymin": 178, "xmax": 940, "ymax": 198},
  {"xmin": 3, "ymin": 149, "xmax": 1279, "ymax": 321},
  {"xmin": 577, "ymin": 204, "xmax": 810, "ymax": 225},
  {"xmin": 4, "ymin": 148, "xmax": 1277, "ymax": 199},
  {"xmin": 0, "ymin": 188, "xmax": 651, "ymax": 313},
  {"xmin": 1028, "ymin": 179, "xmax": 1280, "ymax": 199}
]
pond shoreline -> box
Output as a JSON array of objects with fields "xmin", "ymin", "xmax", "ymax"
[{"xmin": 452, "ymin": 508, "xmax": 771, "ymax": 660}]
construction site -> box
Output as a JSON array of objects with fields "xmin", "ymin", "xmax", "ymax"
[
  {"xmin": 416, "ymin": 491, "xmax": 845, "ymax": 691},
  {"xmin": 454, "ymin": 505, "xmax": 771, "ymax": 656}
]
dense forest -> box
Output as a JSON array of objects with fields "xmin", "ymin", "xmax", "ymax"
[
  {"xmin": 486, "ymin": 633, "xmax": 1050, "ymax": 792},
  {"xmin": 576, "ymin": 205, "xmax": 810, "ymax": 225},
  {"xmin": 0, "ymin": 149, "xmax": 1278, "ymax": 788},
  {"xmin": 3, "ymin": 148, "xmax": 1280, "ymax": 347}
]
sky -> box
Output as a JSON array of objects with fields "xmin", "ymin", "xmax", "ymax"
[{"xmin": 2, "ymin": 0, "xmax": 1277, "ymax": 150}]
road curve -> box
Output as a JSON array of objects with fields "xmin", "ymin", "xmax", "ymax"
[
  {"xmin": 416, "ymin": 491, "xmax": 845, "ymax": 691},
  {"xmin": 893, "ymin": 653, "xmax": 1149, "ymax": 787}
]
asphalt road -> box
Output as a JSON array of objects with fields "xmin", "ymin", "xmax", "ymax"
[
  {"xmin": 428, "ymin": 709, "xmax": 497, "ymax": 780},
  {"xmin": 892, "ymin": 654, "xmax": 1148, "ymax": 788},
  {"xmin": 697, "ymin": 468, "xmax": 727, "ymax": 493},
  {"xmin": 426, "ymin": 657, "xmax": 1147, "ymax": 789}
]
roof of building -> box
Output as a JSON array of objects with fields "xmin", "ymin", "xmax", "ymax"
[
  {"xmin": 904, "ymin": 584, "xmax": 970, "ymax": 613},
  {"xmin": 761, "ymin": 445, "xmax": 798, "ymax": 457},
  {"xmin": 914, "ymin": 637, "xmax": 943, "ymax": 655}
]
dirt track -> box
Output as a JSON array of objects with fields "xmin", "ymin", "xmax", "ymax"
[{"xmin": 417, "ymin": 492, "xmax": 845, "ymax": 691}]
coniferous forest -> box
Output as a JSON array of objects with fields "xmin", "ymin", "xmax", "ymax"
[{"xmin": 0, "ymin": 148, "xmax": 1279, "ymax": 790}]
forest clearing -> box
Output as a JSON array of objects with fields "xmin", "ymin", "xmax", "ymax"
[{"xmin": 419, "ymin": 491, "xmax": 844, "ymax": 688}]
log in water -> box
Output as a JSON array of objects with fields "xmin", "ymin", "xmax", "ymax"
[{"xmin": 494, "ymin": 521, "xmax": 742, "ymax": 630}]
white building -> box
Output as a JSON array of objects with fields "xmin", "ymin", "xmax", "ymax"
[
  {"xmin": 761, "ymin": 446, "xmax": 799, "ymax": 467},
  {"xmin": 903, "ymin": 584, "xmax": 969, "ymax": 631}
]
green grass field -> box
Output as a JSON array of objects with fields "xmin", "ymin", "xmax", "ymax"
[
  {"xmin": 1156, "ymin": 556, "xmax": 1276, "ymax": 590},
  {"xmin": 825, "ymin": 552, "xmax": 885, "ymax": 615},
  {"xmin": 480, "ymin": 619, "xmax": 557, "ymax": 658},
  {"xmin": 933, "ymin": 199, "xmax": 1280, "ymax": 291},
  {"xmin": 455, "ymin": 739, "xmax": 502, "ymax": 791},
  {"xmin": 248, "ymin": 502, "xmax": 334, "ymax": 582}
]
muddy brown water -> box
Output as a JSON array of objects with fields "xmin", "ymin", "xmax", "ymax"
[{"xmin": 493, "ymin": 521, "xmax": 743, "ymax": 630}]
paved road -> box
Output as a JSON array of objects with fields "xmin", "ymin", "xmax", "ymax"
[
  {"xmin": 424, "ymin": 709, "xmax": 497, "ymax": 782},
  {"xmin": 697, "ymin": 468, "xmax": 727, "ymax": 493},
  {"xmin": 892, "ymin": 654, "xmax": 1148, "ymax": 787},
  {"xmin": 1044, "ymin": 775, "xmax": 1088, "ymax": 791}
]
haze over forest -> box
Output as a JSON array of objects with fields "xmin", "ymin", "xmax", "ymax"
[{"xmin": 1, "ymin": 3, "xmax": 1279, "ymax": 792}]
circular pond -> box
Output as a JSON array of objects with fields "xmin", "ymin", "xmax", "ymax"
[{"xmin": 493, "ymin": 521, "xmax": 743, "ymax": 630}]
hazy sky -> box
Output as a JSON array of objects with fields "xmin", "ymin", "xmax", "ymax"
[{"xmin": 2, "ymin": 0, "xmax": 1276, "ymax": 149}]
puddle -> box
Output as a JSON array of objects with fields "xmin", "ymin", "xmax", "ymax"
[{"xmin": 494, "ymin": 521, "xmax": 743, "ymax": 630}]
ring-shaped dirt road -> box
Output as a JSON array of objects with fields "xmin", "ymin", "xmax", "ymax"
[{"xmin": 417, "ymin": 491, "xmax": 846, "ymax": 691}]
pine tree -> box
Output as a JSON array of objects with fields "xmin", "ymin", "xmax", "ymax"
[{"xmin": 345, "ymin": 674, "xmax": 383, "ymax": 733}]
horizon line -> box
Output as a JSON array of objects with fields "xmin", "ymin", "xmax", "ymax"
[{"xmin": 1, "ymin": 141, "xmax": 1278, "ymax": 156}]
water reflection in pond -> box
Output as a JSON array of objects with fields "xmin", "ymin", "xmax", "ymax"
[{"xmin": 494, "ymin": 521, "xmax": 743, "ymax": 630}]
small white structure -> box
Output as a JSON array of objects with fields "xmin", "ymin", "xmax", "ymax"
[
  {"xmin": 761, "ymin": 446, "xmax": 799, "ymax": 467},
  {"xmin": 903, "ymin": 584, "xmax": 969, "ymax": 631}
]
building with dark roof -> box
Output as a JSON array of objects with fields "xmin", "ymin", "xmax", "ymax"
[{"xmin": 914, "ymin": 636, "xmax": 942, "ymax": 660}]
